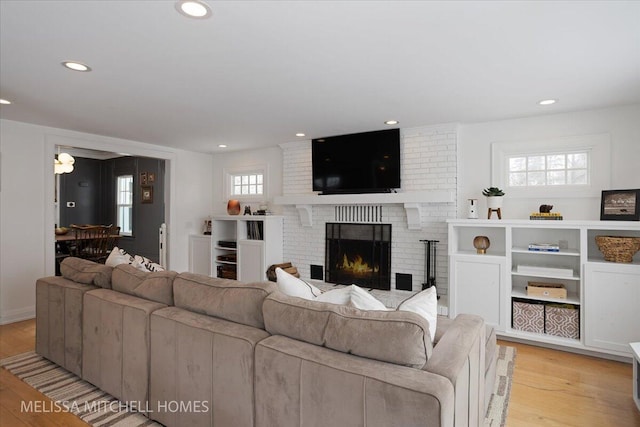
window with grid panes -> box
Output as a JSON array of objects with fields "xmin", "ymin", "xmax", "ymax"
[
  {"xmin": 507, "ymin": 152, "xmax": 589, "ymax": 187},
  {"xmin": 116, "ymin": 175, "xmax": 133, "ymax": 236},
  {"xmin": 231, "ymin": 172, "xmax": 264, "ymax": 196}
]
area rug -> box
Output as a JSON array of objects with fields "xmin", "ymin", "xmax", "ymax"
[
  {"xmin": 485, "ymin": 345, "xmax": 517, "ymax": 427},
  {"xmin": 0, "ymin": 351, "xmax": 161, "ymax": 426},
  {"xmin": 2, "ymin": 346, "xmax": 516, "ymax": 427}
]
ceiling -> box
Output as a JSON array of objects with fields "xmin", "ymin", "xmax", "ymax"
[{"xmin": 1, "ymin": 1, "xmax": 639, "ymax": 154}]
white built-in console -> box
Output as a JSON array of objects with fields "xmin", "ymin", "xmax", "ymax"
[
  {"xmin": 448, "ymin": 219, "xmax": 640, "ymax": 359},
  {"xmin": 189, "ymin": 216, "xmax": 284, "ymax": 282}
]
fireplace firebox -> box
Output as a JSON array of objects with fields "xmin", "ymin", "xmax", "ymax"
[{"xmin": 325, "ymin": 223, "xmax": 391, "ymax": 290}]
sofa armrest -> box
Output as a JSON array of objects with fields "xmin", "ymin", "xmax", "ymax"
[{"xmin": 425, "ymin": 314, "xmax": 485, "ymax": 427}]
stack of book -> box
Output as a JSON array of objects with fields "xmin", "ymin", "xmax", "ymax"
[
  {"xmin": 516, "ymin": 264, "xmax": 574, "ymax": 277},
  {"xmin": 530, "ymin": 212, "xmax": 563, "ymax": 220},
  {"xmin": 528, "ymin": 243, "xmax": 560, "ymax": 252}
]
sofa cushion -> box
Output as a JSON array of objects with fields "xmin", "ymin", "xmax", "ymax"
[
  {"xmin": 112, "ymin": 264, "xmax": 177, "ymax": 305},
  {"xmin": 263, "ymin": 292, "xmax": 433, "ymax": 369},
  {"xmin": 60, "ymin": 257, "xmax": 112, "ymax": 289},
  {"xmin": 173, "ymin": 272, "xmax": 277, "ymax": 329}
]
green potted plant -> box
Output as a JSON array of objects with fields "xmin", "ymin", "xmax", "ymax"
[{"xmin": 483, "ymin": 187, "xmax": 505, "ymax": 210}]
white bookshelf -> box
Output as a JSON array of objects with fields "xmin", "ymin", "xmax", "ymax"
[{"xmin": 448, "ymin": 219, "xmax": 640, "ymax": 359}]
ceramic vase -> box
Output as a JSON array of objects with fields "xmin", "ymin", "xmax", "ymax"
[{"xmin": 227, "ymin": 199, "xmax": 241, "ymax": 215}]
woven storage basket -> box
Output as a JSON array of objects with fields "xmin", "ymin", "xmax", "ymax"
[{"xmin": 595, "ymin": 236, "xmax": 640, "ymax": 263}]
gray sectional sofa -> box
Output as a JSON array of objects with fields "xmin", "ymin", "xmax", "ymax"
[{"xmin": 36, "ymin": 257, "xmax": 496, "ymax": 427}]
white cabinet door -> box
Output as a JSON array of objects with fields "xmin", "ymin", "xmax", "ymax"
[
  {"xmin": 238, "ymin": 240, "xmax": 265, "ymax": 282},
  {"xmin": 189, "ymin": 235, "xmax": 212, "ymax": 276},
  {"xmin": 450, "ymin": 255, "xmax": 506, "ymax": 330},
  {"xmin": 585, "ymin": 262, "xmax": 640, "ymax": 354}
]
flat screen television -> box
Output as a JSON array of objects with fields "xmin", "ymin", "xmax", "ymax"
[{"xmin": 312, "ymin": 128, "xmax": 401, "ymax": 194}]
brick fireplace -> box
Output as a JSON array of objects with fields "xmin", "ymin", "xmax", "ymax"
[{"xmin": 279, "ymin": 123, "xmax": 458, "ymax": 292}]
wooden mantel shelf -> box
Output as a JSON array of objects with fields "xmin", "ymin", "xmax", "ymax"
[{"xmin": 273, "ymin": 190, "xmax": 455, "ymax": 229}]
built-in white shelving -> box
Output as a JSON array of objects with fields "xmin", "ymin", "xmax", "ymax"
[
  {"xmin": 211, "ymin": 216, "xmax": 284, "ymax": 282},
  {"xmin": 448, "ymin": 219, "xmax": 640, "ymax": 360}
]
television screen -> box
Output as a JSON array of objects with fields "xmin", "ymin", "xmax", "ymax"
[{"xmin": 312, "ymin": 128, "xmax": 401, "ymax": 194}]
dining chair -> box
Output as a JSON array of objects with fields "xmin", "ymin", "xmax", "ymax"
[
  {"xmin": 101, "ymin": 226, "xmax": 121, "ymax": 262},
  {"xmin": 70, "ymin": 225, "xmax": 110, "ymax": 262}
]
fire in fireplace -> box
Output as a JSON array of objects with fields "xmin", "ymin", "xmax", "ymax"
[{"xmin": 325, "ymin": 223, "xmax": 391, "ymax": 290}]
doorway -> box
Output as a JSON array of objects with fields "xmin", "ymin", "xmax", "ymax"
[{"xmin": 55, "ymin": 146, "xmax": 166, "ymax": 265}]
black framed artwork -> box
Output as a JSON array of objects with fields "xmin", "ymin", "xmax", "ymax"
[{"xmin": 600, "ymin": 189, "xmax": 640, "ymax": 221}]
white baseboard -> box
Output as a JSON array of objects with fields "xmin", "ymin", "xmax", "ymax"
[{"xmin": 0, "ymin": 306, "xmax": 35, "ymax": 325}]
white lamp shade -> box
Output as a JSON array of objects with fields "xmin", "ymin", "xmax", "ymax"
[{"xmin": 58, "ymin": 152, "xmax": 75, "ymax": 164}]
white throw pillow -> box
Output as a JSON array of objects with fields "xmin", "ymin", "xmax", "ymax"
[
  {"xmin": 275, "ymin": 267, "xmax": 322, "ymax": 300},
  {"xmin": 133, "ymin": 254, "xmax": 165, "ymax": 272},
  {"xmin": 348, "ymin": 285, "xmax": 388, "ymax": 310},
  {"xmin": 315, "ymin": 286, "xmax": 352, "ymax": 305},
  {"xmin": 397, "ymin": 286, "xmax": 438, "ymax": 341},
  {"xmin": 315, "ymin": 285, "xmax": 388, "ymax": 311},
  {"xmin": 105, "ymin": 246, "xmax": 135, "ymax": 267}
]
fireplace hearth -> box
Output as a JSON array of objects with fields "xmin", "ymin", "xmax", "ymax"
[{"xmin": 325, "ymin": 223, "xmax": 391, "ymax": 290}]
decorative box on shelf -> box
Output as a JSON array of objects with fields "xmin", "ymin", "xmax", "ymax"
[
  {"xmin": 545, "ymin": 304, "xmax": 580, "ymax": 339},
  {"xmin": 527, "ymin": 282, "xmax": 567, "ymax": 299},
  {"xmin": 512, "ymin": 299, "xmax": 545, "ymax": 334}
]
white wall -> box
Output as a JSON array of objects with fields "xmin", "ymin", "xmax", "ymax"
[
  {"xmin": 458, "ymin": 104, "xmax": 640, "ymax": 219},
  {"xmin": 211, "ymin": 146, "xmax": 283, "ymax": 215},
  {"xmin": 0, "ymin": 119, "xmax": 213, "ymax": 324}
]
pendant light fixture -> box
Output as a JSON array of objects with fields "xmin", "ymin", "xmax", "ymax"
[{"xmin": 54, "ymin": 151, "xmax": 75, "ymax": 174}]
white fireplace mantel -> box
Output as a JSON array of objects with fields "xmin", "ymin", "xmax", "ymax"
[{"xmin": 273, "ymin": 190, "xmax": 455, "ymax": 229}]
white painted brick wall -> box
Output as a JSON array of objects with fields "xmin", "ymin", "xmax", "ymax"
[{"xmin": 281, "ymin": 124, "xmax": 458, "ymax": 293}]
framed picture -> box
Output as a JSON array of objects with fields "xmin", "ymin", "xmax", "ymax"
[
  {"xmin": 141, "ymin": 185, "xmax": 153, "ymax": 204},
  {"xmin": 600, "ymin": 189, "xmax": 640, "ymax": 221},
  {"xmin": 148, "ymin": 172, "xmax": 155, "ymax": 183},
  {"xmin": 140, "ymin": 172, "xmax": 147, "ymax": 185}
]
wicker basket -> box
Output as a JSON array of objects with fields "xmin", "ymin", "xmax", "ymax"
[{"xmin": 595, "ymin": 236, "xmax": 640, "ymax": 263}]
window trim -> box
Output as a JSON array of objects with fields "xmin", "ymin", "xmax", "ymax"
[
  {"xmin": 223, "ymin": 164, "xmax": 269, "ymax": 202},
  {"xmin": 491, "ymin": 133, "xmax": 610, "ymax": 199}
]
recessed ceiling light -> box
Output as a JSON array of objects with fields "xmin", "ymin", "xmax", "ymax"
[
  {"xmin": 62, "ymin": 61, "xmax": 92, "ymax": 72},
  {"xmin": 176, "ymin": 0, "xmax": 212, "ymax": 19},
  {"xmin": 0, "ymin": 98, "xmax": 11, "ymax": 105},
  {"xmin": 384, "ymin": 120, "xmax": 399, "ymax": 125},
  {"xmin": 538, "ymin": 99, "xmax": 557, "ymax": 106},
  {"xmin": 295, "ymin": 133, "xmax": 306, "ymax": 137},
  {"xmin": 218, "ymin": 144, "xmax": 227, "ymax": 148}
]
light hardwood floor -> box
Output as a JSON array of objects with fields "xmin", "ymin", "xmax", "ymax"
[{"xmin": 1, "ymin": 319, "xmax": 639, "ymax": 426}]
